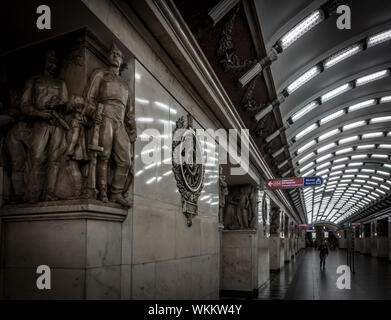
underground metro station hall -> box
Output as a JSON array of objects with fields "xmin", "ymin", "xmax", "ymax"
[{"xmin": 0, "ymin": 0, "xmax": 391, "ymax": 305}]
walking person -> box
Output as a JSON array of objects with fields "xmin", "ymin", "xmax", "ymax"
[{"xmin": 319, "ymin": 240, "xmax": 329, "ymax": 270}]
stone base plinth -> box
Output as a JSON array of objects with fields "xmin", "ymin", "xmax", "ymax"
[
  {"xmin": 269, "ymin": 236, "xmax": 284, "ymax": 271},
  {"xmin": 0, "ymin": 200, "xmax": 128, "ymax": 299},
  {"xmin": 221, "ymin": 230, "xmax": 257, "ymax": 295}
]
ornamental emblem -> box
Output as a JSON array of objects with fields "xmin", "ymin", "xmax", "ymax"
[{"xmin": 172, "ymin": 114, "xmax": 205, "ymax": 227}]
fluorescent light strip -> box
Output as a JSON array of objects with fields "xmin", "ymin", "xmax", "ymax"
[
  {"xmin": 380, "ymin": 96, "xmax": 391, "ymax": 103},
  {"xmin": 336, "ymin": 147, "xmax": 353, "ymax": 155},
  {"xmin": 320, "ymin": 110, "xmax": 344, "ymax": 124},
  {"xmin": 324, "ymin": 44, "xmax": 362, "ymax": 69},
  {"xmin": 317, "ymin": 143, "xmax": 336, "ymax": 153},
  {"xmin": 357, "ymin": 144, "xmax": 375, "ymax": 150},
  {"xmin": 321, "ymin": 83, "xmax": 352, "ymax": 103},
  {"xmin": 339, "ymin": 136, "xmax": 359, "ymax": 144},
  {"xmin": 298, "ymin": 152, "xmax": 315, "ymax": 164},
  {"xmin": 370, "ymin": 116, "xmax": 391, "ymax": 124},
  {"xmin": 297, "ymin": 140, "xmax": 316, "ymax": 154},
  {"xmin": 348, "ymin": 99, "xmax": 376, "ymax": 112},
  {"xmin": 356, "ymin": 70, "xmax": 389, "ymax": 86},
  {"xmin": 287, "ymin": 66, "xmax": 321, "ymax": 94},
  {"xmin": 343, "ymin": 120, "xmax": 366, "ymax": 131},
  {"xmin": 279, "ymin": 10, "xmax": 324, "ymax": 50},
  {"xmin": 362, "ymin": 132, "xmax": 383, "ymax": 138},
  {"xmin": 319, "ymin": 129, "xmax": 340, "ymax": 141},
  {"xmin": 291, "ymin": 101, "xmax": 319, "ymax": 123},
  {"xmin": 296, "ymin": 123, "xmax": 318, "ymax": 140},
  {"xmin": 367, "ymin": 29, "xmax": 391, "ymax": 47}
]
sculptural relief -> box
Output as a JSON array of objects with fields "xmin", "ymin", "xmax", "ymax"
[
  {"xmin": 223, "ymin": 184, "xmax": 258, "ymax": 230},
  {"xmin": 0, "ymin": 40, "xmax": 137, "ymax": 208},
  {"xmin": 20, "ymin": 49, "xmax": 69, "ymax": 203},
  {"xmin": 81, "ymin": 43, "xmax": 137, "ymax": 207},
  {"xmin": 4, "ymin": 89, "xmax": 31, "ymax": 202}
]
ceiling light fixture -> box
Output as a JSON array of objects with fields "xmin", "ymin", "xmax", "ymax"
[
  {"xmin": 321, "ymin": 83, "xmax": 352, "ymax": 103},
  {"xmin": 295, "ymin": 123, "xmax": 318, "ymax": 140},
  {"xmin": 356, "ymin": 70, "xmax": 389, "ymax": 86},
  {"xmin": 324, "ymin": 43, "xmax": 362, "ymax": 69},
  {"xmin": 291, "ymin": 101, "xmax": 319, "ymax": 123},
  {"xmin": 279, "ymin": 10, "xmax": 324, "ymax": 50},
  {"xmin": 367, "ymin": 29, "xmax": 391, "ymax": 47},
  {"xmin": 348, "ymin": 99, "xmax": 376, "ymax": 112},
  {"xmin": 287, "ymin": 66, "xmax": 321, "ymax": 94}
]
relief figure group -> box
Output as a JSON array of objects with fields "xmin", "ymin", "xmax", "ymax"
[{"xmin": 0, "ymin": 43, "xmax": 136, "ymax": 208}]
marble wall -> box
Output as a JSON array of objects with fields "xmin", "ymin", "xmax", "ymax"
[{"xmin": 131, "ymin": 62, "xmax": 220, "ymax": 300}]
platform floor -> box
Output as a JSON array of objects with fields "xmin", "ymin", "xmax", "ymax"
[{"xmin": 258, "ymin": 248, "xmax": 391, "ymax": 300}]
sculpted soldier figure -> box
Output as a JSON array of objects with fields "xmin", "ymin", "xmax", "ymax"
[
  {"xmin": 84, "ymin": 43, "xmax": 136, "ymax": 207},
  {"xmin": 20, "ymin": 49, "xmax": 69, "ymax": 202},
  {"xmin": 3, "ymin": 89, "xmax": 31, "ymax": 202}
]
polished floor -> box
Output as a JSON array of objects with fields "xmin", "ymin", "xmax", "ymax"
[{"xmin": 258, "ymin": 248, "xmax": 391, "ymax": 300}]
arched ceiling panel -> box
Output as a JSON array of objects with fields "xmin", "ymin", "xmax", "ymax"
[{"xmin": 252, "ymin": 0, "xmax": 391, "ymax": 225}]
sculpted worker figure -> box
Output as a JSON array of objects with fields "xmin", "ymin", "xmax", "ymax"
[
  {"xmin": 85, "ymin": 43, "xmax": 136, "ymax": 207},
  {"xmin": 21, "ymin": 49, "xmax": 68, "ymax": 202}
]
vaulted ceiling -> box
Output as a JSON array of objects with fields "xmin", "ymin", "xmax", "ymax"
[
  {"xmin": 175, "ymin": 0, "xmax": 391, "ymax": 226},
  {"xmin": 255, "ymin": 0, "xmax": 391, "ymax": 225}
]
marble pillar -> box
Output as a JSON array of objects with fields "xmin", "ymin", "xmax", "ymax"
[
  {"xmin": 221, "ymin": 230, "xmax": 258, "ymax": 296},
  {"xmin": 374, "ymin": 219, "xmax": 388, "ymax": 258},
  {"xmin": 371, "ymin": 221, "xmax": 378, "ymax": 257},
  {"xmin": 362, "ymin": 223, "xmax": 371, "ymax": 254},
  {"xmin": 338, "ymin": 230, "xmax": 347, "ymax": 249},
  {"xmin": 283, "ymin": 215, "xmax": 290, "ymax": 263},
  {"xmin": 0, "ymin": 201, "xmax": 128, "ymax": 299},
  {"xmin": 269, "ymin": 207, "xmax": 284, "ymax": 271},
  {"xmin": 354, "ymin": 226, "xmax": 362, "ymax": 253}
]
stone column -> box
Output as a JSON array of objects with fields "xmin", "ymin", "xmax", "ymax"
[
  {"xmin": 362, "ymin": 223, "xmax": 371, "ymax": 254},
  {"xmin": 269, "ymin": 205, "xmax": 284, "ymax": 271},
  {"xmin": 283, "ymin": 214, "xmax": 292, "ymax": 262},
  {"xmin": 375, "ymin": 218, "xmax": 388, "ymax": 258},
  {"xmin": 371, "ymin": 221, "xmax": 378, "ymax": 257},
  {"xmin": 294, "ymin": 225, "xmax": 299, "ymax": 254},
  {"xmin": 221, "ymin": 185, "xmax": 259, "ymax": 297},
  {"xmin": 290, "ymin": 222, "xmax": 295, "ymax": 258},
  {"xmin": 354, "ymin": 226, "xmax": 361, "ymax": 253}
]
